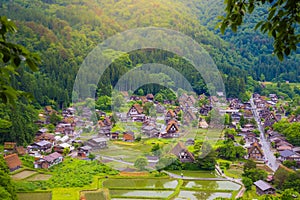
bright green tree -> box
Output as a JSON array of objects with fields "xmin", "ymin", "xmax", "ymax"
[
  {"xmin": 134, "ymin": 157, "xmax": 148, "ymax": 171},
  {"xmin": 242, "ymin": 177, "xmax": 253, "ymax": 191}
]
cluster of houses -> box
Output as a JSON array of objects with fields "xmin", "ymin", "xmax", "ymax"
[
  {"xmin": 2, "ymin": 105, "xmax": 110, "ymax": 170},
  {"xmin": 194, "ymin": 92, "xmax": 300, "ymax": 170},
  {"xmin": 267, "ymin": 128, "xmax": 300, "ymax": 165},
  {"xmin": 252, "ymin": 93, "xmax": 300, "ymax": 167},
  {"xmin": 3, "ymin": 89, "xmax": 299, "ymax": 197}
]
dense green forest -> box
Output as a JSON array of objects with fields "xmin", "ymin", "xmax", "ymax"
[{"xmin": 0, "ymin": 0, "xmax": 299, "ymax": 109}]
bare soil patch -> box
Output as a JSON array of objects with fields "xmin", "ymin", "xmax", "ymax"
[{"xmin": 12, "ymin": 170, "xmax": 37, "ymax": 180}]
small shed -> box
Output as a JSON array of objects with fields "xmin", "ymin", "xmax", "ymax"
[{"xmin": 254, "ymin": 180, "xmax": 275, "ymax": 195}]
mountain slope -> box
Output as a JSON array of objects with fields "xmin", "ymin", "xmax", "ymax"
[{"xmin": 1, "ymin": 0, "xmax": 297, "ymax": 107}]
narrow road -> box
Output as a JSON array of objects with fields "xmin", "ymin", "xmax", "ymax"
[
  {"xmin": 163, "ymin": 170, "xmax": 228, "ymax": 181},
  {"xmin": 250, "ymin": 97, "xmax": 279, "ymax": 171},
  {"xmin": 98, "ymin": 155, "xmax": 134, "ymax": 166}
]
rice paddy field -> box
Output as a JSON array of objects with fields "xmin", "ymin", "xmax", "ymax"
[
  {"xmin": 182, "ymin": 180, "xmax": 241, "ymax": 191},
  {"xmin": 103, "ymin": 179, "xmax": 178, "ymax": 189},
  {"xmin": 175, "ymin": 191, "xmax": 232, "ymax": 200},
  {"xmin": 81, "ymin": 190, "xmax": 107, "ymax": 200},
  {"xmin": 16, "ymin": 175, "xmax": 241, "ymax": 200},
  {"xmin": 17, "ymin": 192, "xmax": 52, "ymax": 200}
]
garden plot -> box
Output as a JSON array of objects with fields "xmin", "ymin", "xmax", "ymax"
[
  {"xmin": 17, "ymin": 192, "xmax": 52, "ymax": 200},
  {"xmin": 12, "ymin": 170, "xmax": 37, "ymax": 180},
  {"xmin": 26, "ymin": 173, "xmax": 52, "ymax": 181}
]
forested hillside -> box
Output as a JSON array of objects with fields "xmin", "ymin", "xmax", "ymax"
[
  {"xmin": 1, "ymin": 0, "xmax": 299, "ymax": 108},
  {"xmin": 185, "ymin": 0, "xmax": 300, "ymax": 82}
]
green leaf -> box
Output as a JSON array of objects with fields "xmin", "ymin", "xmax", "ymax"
[
  {"xmin": 0, "ymin": 119, "xmax": 12, "ymax": 129},
  {"xmin": 248, "ymin": 3, "xmax": 255, "ymax": 13},
  {"xmin": 277, "ymin": 51, "xmax": 284, "ymax": 61},
  {"xmin": 284, "ymin": 47, "xmax": 291, "ymax": 56},
  {"xmin": 271, "ymin": 30, "xmax": 277, "ymax": 38},
  {"xmin": 13, "ymin": 56, "xmax": 21, "ymax": 67},
  {"xmin": 255, "ymin": 21, "xmax": 264, "ymax": 30},
  {"xmin": 26, "ymin": 58, "xmax": 39, "ymax": 72},
  {"xmin": 268, "ymin": 8, "xmax": 276, "ymax": 20}
]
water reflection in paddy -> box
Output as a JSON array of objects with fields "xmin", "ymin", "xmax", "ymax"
[
  {"xmin": 184, "ymin": 180, "xmax": 241, "ymax": 191},
  {"xmin": 176, "ymin": 190, "xmax": 232, "ymax": 200}
]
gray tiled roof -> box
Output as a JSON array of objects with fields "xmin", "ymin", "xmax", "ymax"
[
  {"xmin": 254, "ymin": 180, "xmax": 274, "ymax": 191},
  {"xmin": 43, "ymin": 152, "xmax": 62, "ymax": 162},
  {"xmin": 279, "ymin": 149, "xmax": 295, "ymax": 157},
  {"xmin": 35, "ymin": 140, "xmax": 51, "ymax": 147}
]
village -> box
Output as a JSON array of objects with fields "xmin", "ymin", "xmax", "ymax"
[{"xmin": 2, "ymin": 90, "xmax": 300, "ymax": 199}]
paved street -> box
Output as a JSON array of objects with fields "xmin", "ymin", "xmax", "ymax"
[{"xmin": 250, "ymin": 97, "xmax": 279, "ymax": 171}]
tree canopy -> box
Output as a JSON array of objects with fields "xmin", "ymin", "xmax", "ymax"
[
  {"xmin": 0, "ymin": 16, "xmax": 40, "ymax": 105},
  {"xmin": 220, "ymin": 0, "xmax": 300, "ymax": 60}
]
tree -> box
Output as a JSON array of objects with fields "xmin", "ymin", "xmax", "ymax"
[
  {"xmin": 88, "ymin": 153, "xmax": 96, "ymax": 161},
  {"xmin": 137, "ymin": 88, "xmax": 144, "ymax": 96},
  {"xmin": 243, "ymin": 168, "xmax": 268, "ymax": 182},
  {"xmin": 196, "ymin": 149, "xmax": 217, "ymax": 170},
  {"xmin": 134, "ymin": 157, "xmax": 148, "ymax": 171},
  {"xmin": 243, "ymin": 159, "xmax": 267, "ymax": 182},
  {"xmin": 282, "ymin": 171, "xmax": 300, "ymax": 192},
  {"xmin": 63, "ymin": 147, "xmax": 70, "ymax": 156},
  {"xmin": 224, "ymin": 114, "xmax": 230, "ymax": 125},
  {"xmin": 281, "ymin": 189, "xmax": 300, "ymax": 200},
  {"xmin": 260, "ymin": 74, "xmax": 266, "ymax": 82},
  {"xmin": 49, "ymin": 112, "xmax": 62, "ymax": 125},
  {"xmin": 0, "ymin": 156, "xmax": 17, "ymax": 200},
  {"xmin": 220, "ymin": 0, "xmax": 300, "ymax": 60},
  {"xmin": 239, "ymin": 138, "xmax": 245, "ymax": 145},
  {"xmin": 143, "ymin": 102, "xmax": 153, "ymax": 116},
  {"xmin": 0, "ymin": 16, "xmax": 40, "ymax": 105},
  {"xmin": 135, "ymin": 134, "xmax": 141, "ymax": 142},
  {"xmin": 0, "ymin": 102, "xmax": 38, "ymax": 145},
  {"xmin": 239, "ymin": 115, "xmax": 246, "ymax": 127},
  {"xmin": 244, "ymin": 159, "xmax": 256, "ymax": 171},
  {"xmin": 95, "ymin": 95, "xmax": 112, "ymax": 111},
  {"xmin": 112, "ymin": 93, "xmax": 124, "ymax": 110},
  {"xmin": 156, "ymin": 154, "xmax": 181, "ymax": 171},
  {"xmin": 154, "ymin": 93, "xmax": 163, "ymax": 103},
  {"xmin": 217, "ymin": 140, "xmax": 246, "ymax": 160},
  {"xmin": 151, "ymin": 144, "xmax": 162, "ymax": 157},
  {"xmin": 283, "ymin": 160, "xmax": 297, "ymax": 169},
  {"xmin": 274, "ymin": 166, "xmax": 290, "ymax": 189},
  {"xmin": 242, "ymin": 177, "xmax": 253, "ymax": 191},
  {"xmin": 258, "ymin": 195, "xmax": 279, "ymax": 200},
  {"xmin": 0, "ymin": 17, "xmax": 39, "ymax": 199}
]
